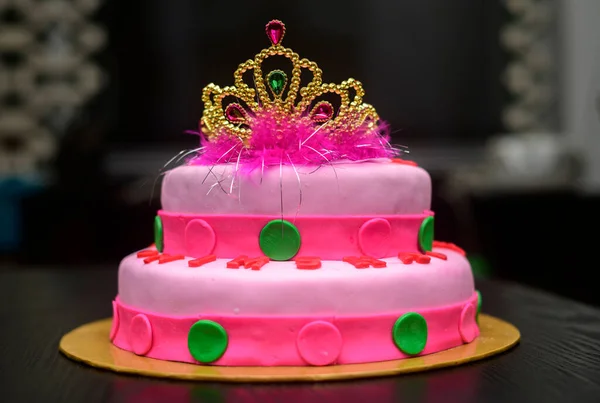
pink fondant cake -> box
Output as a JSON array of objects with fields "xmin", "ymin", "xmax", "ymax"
[{"xmin": 111, "ymin": 20, "xmax": 480, "ymax": 367}]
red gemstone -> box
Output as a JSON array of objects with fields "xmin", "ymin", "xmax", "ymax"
[
  {"xmin": 310, "ymin": 101, "xmax": 334, "ymax": 122},
  {"xmin": 265, "ymin": 20, "xmax": 285, "ymax": 45},
  {"xmin": 225, "ymin": 103, "xmax": 246, "ymax": 123}
]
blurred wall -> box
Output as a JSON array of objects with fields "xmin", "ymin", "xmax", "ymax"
[{"xmin": 560, "ymin": 0, "xmax": 600, "ymax": 192}]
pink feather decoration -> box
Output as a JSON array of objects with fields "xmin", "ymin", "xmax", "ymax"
[{"xmin": 187, "ymin": 111, "xmax": 395, "ymax": 172}]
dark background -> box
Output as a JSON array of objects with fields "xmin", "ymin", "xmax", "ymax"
[
  {"xmin": 100, "ymin": 0, "xmax": 506, "ymax": 148},
  {"xmin": 2, "ymin": 1, "xmax": 598, "ymax": 306}
]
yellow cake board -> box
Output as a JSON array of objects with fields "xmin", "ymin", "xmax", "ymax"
[{"xmin": 59, "ymin": 313, "xmax": 519, "ymax": 382}]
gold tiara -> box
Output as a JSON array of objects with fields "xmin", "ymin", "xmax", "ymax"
[{"xmin": 199, "ymin": 19, "xmax": 380, "ymax": 144}]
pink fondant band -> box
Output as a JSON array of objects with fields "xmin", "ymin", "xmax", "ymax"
[
  {"xmin": 159, "ymin": 210, "xmax": 433, "ymax": 260},
  {"xmin": 111, "ymin": 292, "xmax": 479, "ymax": 367}
]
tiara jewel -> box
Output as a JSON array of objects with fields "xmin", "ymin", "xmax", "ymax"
[{"xmin": 192, "ymin": 20, "xmax": 395, "ymax": 170}]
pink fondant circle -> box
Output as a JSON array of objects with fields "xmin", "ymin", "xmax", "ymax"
[
  {"xmin": 358, "ymin": 218, "xmax": 392, "ymax": 258},
  {"xmin": 129, "ymin": 314, "xmax": 153, "ymax": 355},
  {"xmin": 459, "ymin": 302, "xmax": 478, "ymax": 343},
  {"xmin": 184, "ymin": 219, "xmax": 216, "ymax": 257},
  {"xmin": 297, "ymin": 321, "xmax": 343, "ymax": 366},
  {"xmin": 109, "ymin": 300, "xmax": 119, "ymax": 341}
]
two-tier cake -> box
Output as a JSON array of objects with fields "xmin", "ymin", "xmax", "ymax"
[{"xmin": 110, "ymin": 20, "xmax": 480, "ymax": 367}]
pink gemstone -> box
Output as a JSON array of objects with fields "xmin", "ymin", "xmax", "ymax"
[
  {"xmin": 310, "ymin": 102, "xmax": 334, "ymax": 122},
  {"xmin": 265, "ymin": 20, "xmax": 285, "ymax": 46},
  {"xmin": 225, "ymin": 103, "xmax": 246, "ymax": 123}
]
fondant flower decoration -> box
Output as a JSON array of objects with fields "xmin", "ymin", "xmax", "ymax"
[{"xmin": 189, "ymin": 20, "xmax": 397, "ymax": 172}]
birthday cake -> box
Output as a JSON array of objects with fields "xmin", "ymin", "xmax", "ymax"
[{"xmin": 110, "ymin": 20, "xmax": 480, "ymax": 367}]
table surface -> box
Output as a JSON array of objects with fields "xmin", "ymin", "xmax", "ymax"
[{"xmin": 2, "ymin": 266, "xmax": 600, "ymax": 403}]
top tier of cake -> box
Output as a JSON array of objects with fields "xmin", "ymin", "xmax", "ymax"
[{"xmin": 161, "ymin": 159, "xmax": 431, "ymax": 216}]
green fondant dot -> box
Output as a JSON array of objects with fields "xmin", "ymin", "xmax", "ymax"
[
  {"xmin": 393, "ymin": 312, "xmax": 428, "ymax": 355},
  {"xmin": 259, "ymin": 219, "xmax": 301, "ymax": 261},
  {"xmin": 476, "ymin": 290, "xmax": 482, "ymax": 322},
  {"xmin": 418, "ymin": 216, "xmax": 434, "ymax": 252},
  {"xmin": 188, "ymin": 320, "xmax": 228, "ymax": 363},
  {"xmin": 154, "ymin": 215, "xmax": 164, "ymax": 253}
]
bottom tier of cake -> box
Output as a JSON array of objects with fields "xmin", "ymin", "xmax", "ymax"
[{"xmin": 112, "ymin": 247, "xmax": 480, "ymax": 367}]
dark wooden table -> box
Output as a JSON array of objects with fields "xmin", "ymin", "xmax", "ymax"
[{"xmin": 2, "ymin": 266, "xmax": 600, "ymax": 403}]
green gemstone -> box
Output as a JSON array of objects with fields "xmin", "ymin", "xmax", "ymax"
[
  {"xmin": 188, "ymin": 320, "xmax": 228, "ymax": 363},
  {"xmin": 154, "ymin": 215, "xmax": 163, "ymax": 253},
  {"xmin": 418, "ymin": 216, "xmax": 434, "ymax": 252},
  {"xmin": 392, "ymin": 312, "xmax": 428, "ymax": 355},
  {"xmin": 259, "ymin": 219, "xmax": 301, "ymax": 261},
  {"xmin": 267, "ymin": 70, "xmax": 287, "ymax": 96}
]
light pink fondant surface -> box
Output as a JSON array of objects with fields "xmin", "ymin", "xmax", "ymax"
[
  {"xmin": 118, "ymin": 248, "xmax": 474, "ymax": 316},
  {"xmin": 161, "ymin": 160, "xmax": 432, "ymax": 216},
  {"xmin": 111, "ymin": 292, "xmax": 479, "ymax": 366},
  {"xmin": 160, "ymin": 211, "xmax": 432, "ymax": 260}
]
